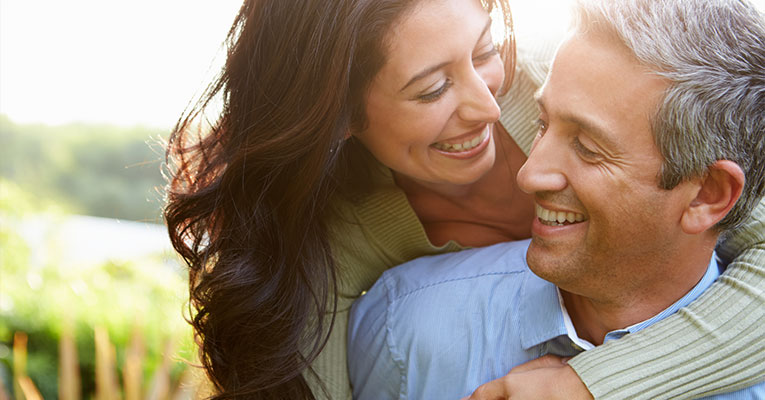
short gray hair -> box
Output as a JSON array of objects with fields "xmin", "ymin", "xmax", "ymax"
[{"xmin": 572, "ymin": 0, "xmax": 765, "ymax": 231}]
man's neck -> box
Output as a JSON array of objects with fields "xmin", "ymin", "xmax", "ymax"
[{"xmin": 561, "ymin": 244, "xmax": 718, "ymax": 345}]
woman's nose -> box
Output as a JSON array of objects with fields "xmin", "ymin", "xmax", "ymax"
[{"xmin": 456, "ymin": 68, "xmax": 502, "ymax": 123}]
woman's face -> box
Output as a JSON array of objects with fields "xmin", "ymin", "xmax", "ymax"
[{"xmin": 355, "ymin": 0, "xmax": 505, "ymax": 188}]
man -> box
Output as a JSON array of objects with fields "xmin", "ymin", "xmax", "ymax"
[{"xmin": 347, "ymin": 0, "xmax": 765, "ymax": 399}]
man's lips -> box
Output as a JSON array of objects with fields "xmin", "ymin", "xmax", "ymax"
[{"xmin": 535, "ymin": 203, "xmax": 586, "ymax": 226}]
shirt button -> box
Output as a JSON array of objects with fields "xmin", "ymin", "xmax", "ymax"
[{"xmin": 360, "ymin": 290, "xmax": 367, "ymax": 296}]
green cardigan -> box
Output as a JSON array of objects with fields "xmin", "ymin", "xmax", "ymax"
[{"xmin": 310, "ymin": 39, "xmax": 765, "ymax": 400}]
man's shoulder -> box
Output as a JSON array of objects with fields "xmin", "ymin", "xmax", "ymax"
[
  {"xmin": 377, "ymin": 239, "xmax": 532, "ymax": 300},
  {"xmin": 349, "ymin": 238, "xmax": 533, "ymax": 344},
  {"xmin": 347, "ymin": 239, "xmax": 552, "ymax": 399}
]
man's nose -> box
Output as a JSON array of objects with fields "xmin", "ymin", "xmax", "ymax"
[{"xmin": 517, "ymin": 131, "xmax": 568, "ymax": 195}]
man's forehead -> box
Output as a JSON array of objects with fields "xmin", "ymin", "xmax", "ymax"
[{"xmin": 538, "ymin": 30, "xmax": 669, "ymax": 147}]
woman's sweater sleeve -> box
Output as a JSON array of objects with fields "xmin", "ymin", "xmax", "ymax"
[{"xmin": 566, "ymin": 197, "xmax": 765, "ymax": 399}]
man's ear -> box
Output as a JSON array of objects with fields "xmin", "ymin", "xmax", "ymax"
[{"xmin": 680, "ymin": 160, "xmax": 744, "ymax": 234}]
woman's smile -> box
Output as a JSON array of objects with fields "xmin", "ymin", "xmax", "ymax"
[{"xmin": 430, "ymin": 124, "xmax": 492, "ymax": 159}]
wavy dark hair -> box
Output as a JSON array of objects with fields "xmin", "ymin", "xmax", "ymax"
[{"xmin": 164, "ymin": 0, "xmax": 515, "ymax": 398}]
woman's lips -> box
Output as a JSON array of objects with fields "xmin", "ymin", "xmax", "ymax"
[{"xmin": 430, "ymin": 125, "xmax": 492, "ymax": 159}]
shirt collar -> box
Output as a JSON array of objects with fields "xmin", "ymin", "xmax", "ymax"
[
  {"xmin": 519, "ymin": 253, "xmax": 722, "ymax": 350},
  {"xmin": 519, "ymin": 269, "xmax": 567, "ymax": 350}
]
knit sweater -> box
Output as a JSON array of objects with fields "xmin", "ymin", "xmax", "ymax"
[{"xmin": 310, "ymin": 37, "xmax": 765, "ymax": 400}]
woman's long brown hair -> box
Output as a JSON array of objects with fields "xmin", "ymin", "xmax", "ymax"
[{"xmin": 164, "ymin": 0, "xmax": 515, "ymax": 398}]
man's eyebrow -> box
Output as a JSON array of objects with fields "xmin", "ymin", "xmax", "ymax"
[
  {"xmin": 399, "ymin": 18, "xmax": 493, "ymax": 93},
  {"xmin": 535, "ymin": 90, "xmax": 620, "ymax": 150}
]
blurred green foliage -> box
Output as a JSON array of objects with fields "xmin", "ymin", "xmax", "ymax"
[
  {"xmin": 0, "ymin": 114, "xmax": 168, "ymax": 222},
  {"xmin": 1, "ymin": 179, "xmax": 195, "ymax": 398},
  {"xmin": 0, "ymin": 113, "xmax": 198, "ymax": 398}
]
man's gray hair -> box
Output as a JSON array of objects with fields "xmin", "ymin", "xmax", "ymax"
[{"xmin": 573, "ymin": 0, "xmax": 765, "ymax": 231}]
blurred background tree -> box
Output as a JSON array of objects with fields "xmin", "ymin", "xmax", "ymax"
[{"xmin": 0, "ymin": 115, "xmax": 167, "ymax": 222}]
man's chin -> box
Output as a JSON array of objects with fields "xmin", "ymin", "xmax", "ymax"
[{"xmin": 526, "ymin": 242, "xmax": 579, "ymax": 284}]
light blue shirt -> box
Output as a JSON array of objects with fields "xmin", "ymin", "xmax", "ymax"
[{"xmin": 348, "ymin": 239, "xmax": 764, "ymax": 399}]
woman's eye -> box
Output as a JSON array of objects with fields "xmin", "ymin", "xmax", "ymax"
[
  {"xmin": 572, "ymin": 137, "xmax": 600, "ymax": 159},
  {"xmin": 473, "ymin": 47, "xmax": 498, "ymax": 64},
  {"xmin": 534, "ymin": 118, "xmax": 548, "ymax": 135},
  {"xmin": 417, "ymin": 79, "xmax": 453, "ymax": 103}
]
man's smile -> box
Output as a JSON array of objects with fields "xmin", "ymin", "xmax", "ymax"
[{"xmin": 535, "ymin": 203, "xmax": 586, "ymax": 226}]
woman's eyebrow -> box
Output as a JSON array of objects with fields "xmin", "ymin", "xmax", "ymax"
[
  {"xmin": 399, "ymin": 18, "xmax": 493, "ymax": 93},
  {"xmin": 399, "ymin": 61, "xmax": 449, "ymax": 93}
]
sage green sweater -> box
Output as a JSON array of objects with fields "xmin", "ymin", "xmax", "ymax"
[{"xmin": 310, "ymin": 37, "xmax": 765, "ymax": 400}]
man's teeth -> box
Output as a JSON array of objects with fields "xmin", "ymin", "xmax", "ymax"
[
  {"xmin": 433, "ymin": 129, "xmax": 487, "ymax": 152},
  {"xmin": 536, "ymin": 204, "xmax": 585, "ymax": 226}
]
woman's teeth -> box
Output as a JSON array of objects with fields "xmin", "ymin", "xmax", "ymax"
[
  {"xmin": 536, "ymin": 204, "xmax": 585, "ymax": 226},
  {"xmin": 433, "ymin": 129, "xmax": 487, "ymax": 152}
]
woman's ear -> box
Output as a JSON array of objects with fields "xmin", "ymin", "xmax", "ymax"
[{"xmin": 680, "ymin": 160, "xmax": 745, "ymax": 234}]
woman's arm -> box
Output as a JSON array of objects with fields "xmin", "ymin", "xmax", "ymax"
[{"xmin": 567, "ymin": 197, "xmax": 765, "ymax": 399}]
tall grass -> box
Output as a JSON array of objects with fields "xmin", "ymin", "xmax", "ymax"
[{"xmin": 5, "ymin": 329, "xmax": 209, "ymax": 400}]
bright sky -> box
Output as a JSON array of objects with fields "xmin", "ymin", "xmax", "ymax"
[
  {"xmin": 1, "ymin": 0, "xmax": 762, "ymax": 129},
  {"xmin": 0, "ymin": 0, "xmax": 242, "ymax": 129}
]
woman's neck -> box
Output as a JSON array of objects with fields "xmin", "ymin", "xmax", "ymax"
[{"xmin": 394, "ymin": 124, "xmax": 535, "ymax": 247}]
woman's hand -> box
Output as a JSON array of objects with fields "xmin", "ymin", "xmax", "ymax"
[{"xmin": 462, "ymin": 355, "xmax": 594, "ymax": 400}]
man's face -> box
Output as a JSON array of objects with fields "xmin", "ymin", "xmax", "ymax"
[{"xmin": 517, "ymin": 30, "xmax": 696, "ymax": 298}]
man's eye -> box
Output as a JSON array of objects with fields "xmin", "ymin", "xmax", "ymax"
[
  {"xmin": 572, "ymin": 137, "xmax": 600, "ymax": 159},
  {"xmin": 417, "ymin": 79, "xmax": 453, "ymax": 103}
]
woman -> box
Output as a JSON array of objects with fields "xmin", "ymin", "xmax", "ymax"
[{"xmin": 164, "ymin": 0, "xmax": 765, "ymax": 398}]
